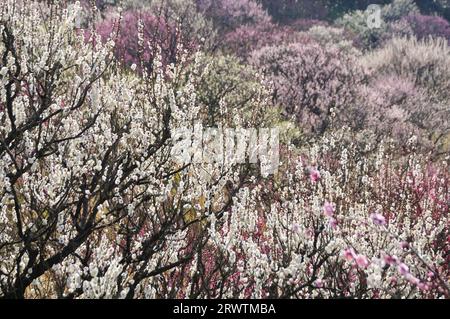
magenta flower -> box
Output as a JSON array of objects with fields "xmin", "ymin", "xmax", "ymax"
[
  {"xmin": 370, "ymin": 213, "xmax": 386, "ymax": 226},
  {"xmin": 418, "ymin": 283, "xmax": 429, "ymax": 291},
  {"xmin": 314, "ymin": 279, "xmax": 324, "ymax": 288},
  {"xmin": 398, "ymin": 263, "xmax": 410, "ymax": 276},
  {"xmin": 355, "ymin": 255, "xmax": 369, "ymax": 269},
  {"xmin": 291, "ymin": 223, "xmax": 300, "ymax": 233},
  {"xmin": 343, "ymin": 248, "xmax": 356, "ymax": 262},
  {"xmin": 405, "ymin": 274, "xmax": 420, "ymax": 286},
  {"xmin": 405, "ymin": 14, "xmax": 450, "ymax": 42},
  {"xmin": 309, "ymin": 168, "xmax": 321, "ymax": 183},
  {"xmin": 323, "ymin": 201, "xmax": 335, "ymax": 217},
  {"xmin": 328, "ymin": 217, "xmax": 338, "ymax": 230},
  {"xmin": 384, "ymin": 255, "xmax": 399, "ymax": 266}
]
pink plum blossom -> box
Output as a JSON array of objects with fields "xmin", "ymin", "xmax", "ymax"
[
  {"xmin": 309, "ymin": 168, "xmax": 321, "ymax": 183},
  {"xmin": 328, "ymin": 217, "xmax": 338, "ymax": 230},
  {"xmin": 398, "ymin": 263, "xmax": 410, "ymax": 276},
  {"xmin": 314, "ymin": 279, "xmax": 324, "ymax": 288},
  {"xmin": 355, "ymin": 255, "xmax": 370, "ymax": 269},
  {"xmin": 343, "ymin": 248, "xmax": 356, "ymax": 262},
  {"xmin": 384, "ymin": 255, "xmax": 399, "ymax": 266},
  {"xmin": 370, "ymin": 213, "xmax": 386, "ymax": 226},
  {"xmin": 323, "ymin": 201, "xmax": 335, "ymax": 217}
]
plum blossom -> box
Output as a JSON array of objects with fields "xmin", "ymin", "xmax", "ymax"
[
  {"xmin": 383, "ymin": 254, "xmax": 399, "ymax": 266},
  {"xmin": 400, "ymin": 241, "xmax": 410, "ymax": 250},
  {"xmin": 309, "ymin": 168, "xmax": 321, "ymax": 183},
  {"xmin": 323, "ymin": 201, "xmax": 335, "ymax": 217},
  {"xmin": 328, "ymin": 217, "xmax": 338, "ymax": 230},
  {"xmin": 355, "ymin": 255, "xmax": 370, "ymax": 269},
  {"xmin": 398, "ymin": 263, "xmax": 410, "ymax": 276},
  {"xmin": 342, "ymin": 248, "xmax": 357, "ymax": 262},
  {"xmin": 370, "ymin": 213, "xmax": 386, "ymax": 226},
  {"xmin": 314, "ymin": 279, "xmax": 324, "ymax": 288},
  {"xmin": 0, "ymin": 0, "xmax": 448, "ymax": 300}
]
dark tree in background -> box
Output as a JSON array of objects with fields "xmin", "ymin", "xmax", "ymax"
[
  {"xmin": 256, "ymin": 0, "xmax": 328, "ymax": 22},
  {"xmin": 257, "ymin": 0, "xmax": 450, "ymax": 22},
  {"xmin": 415, "ymin": 0, "xmax": 450, "ymax": 21}
]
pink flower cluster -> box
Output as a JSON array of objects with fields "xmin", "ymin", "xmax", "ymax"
[
  {"xmin": 343, "ymin": 248, "xmax": 370, "ymax": 269},
  {"xmin": 383, "ymin": 254, "xmax": 429, "ymax": 291}
]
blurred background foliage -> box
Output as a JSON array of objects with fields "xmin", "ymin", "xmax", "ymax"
[{"xmin": 255, "ymin": 0, "xmax": 450, "ymax": 22}]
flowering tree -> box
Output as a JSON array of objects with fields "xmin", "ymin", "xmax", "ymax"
[
  {"xmin": 147, "ymin": 0, "xmax": 217, "ymax": 50},
  {"xmin": 359, "ymin": 37, "xmax": 450, "ymax": 153},
  {"xmin": 222, "ymin": 24, "xmax": 312, "ymax": 59},
  {"xmin": 200, "ymin": 138, "xmax": 449, "ymax": 298},
  {"xmin": 250, "ymin": 41, "xmax": 364, "ymax": 137},
  {"xmin": 197, "ymin": 0, "xmax": 272, "ymax": 33},
  {"xmin": 362, "ymin": 37, "xmax": 450, "ymax": 97},
  {"xmin": 0, "ymin": 0, "xmax": 269, "ymax": 298},
  {"xmin": 91, "ymin": 0, "xmax": 217, "ymax": 70},
  {"xmin": 146, "ymin": 135, "xmax": 449, "ymax": 298},
  {"xmin": 404, "ymin": 14, "xmax": 450, "ymax": 41},
  {"xmin": 337, "ymin": 0, "xmax": 419, "ymax": 49},
  {"xmin": 95, "ymin": 10, "xmax": 183, "ymax": 70},
  {"xmin": 194, "ymin": 54, "xmax": 272, "ymax": 127},
  {"xmin": 353, "ymin": 74, "xmax": 450, "ymax": 155},
  {"xmin": 0, "ymin": 0, "xmax": 449, "ymax": 300},
  {"xmin": 257, "ymin": 0, "xmax": 329, "ymax": 22}
]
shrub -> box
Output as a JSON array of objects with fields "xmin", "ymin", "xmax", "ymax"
[
  {"xmin": 194, "ymin": 54, "xmax": 273, "ymax": 127},
  {"xmin": 404, "ymin": 14, "xmax": 450, "ymax": 41},
  {"xmin": 337, "ymin": 0, "xmax": 419, "ymax": 49},
  {"xmin": 197, "ymin": 0, "xmax": 272, "ymax": 33},
  {"xmin": 222, "ymin": 24, "xmax": 312, "ymax": 58},
  {"xmin": 361, "ymin": 37, "xmax": 450, "ymax": 100},
  {"xmin": 356, "ymin": 75, "xmax": 450, "ymax": 153},
  {"xmin": 306, "ymin": 25, "xmax": 362, "ymax": 55},
  {"xmin": 257, "ymin": 0, "xmax": 328, "ymax": 22}
]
